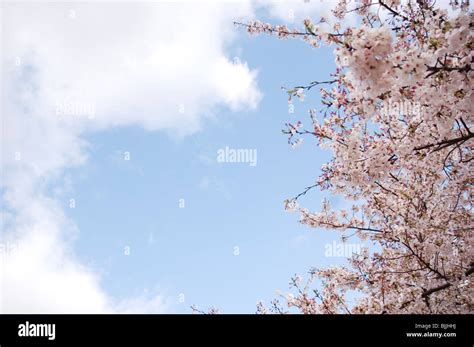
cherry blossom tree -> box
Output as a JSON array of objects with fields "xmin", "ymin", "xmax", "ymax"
[{"xmin": 240, "ymin": 0, "xmax": 473, "ymax": 313}]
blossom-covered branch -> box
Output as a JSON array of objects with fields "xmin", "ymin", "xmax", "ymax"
[{"xmin": 244, "ymin": 0, "xmax": 473, "ymax": 314}]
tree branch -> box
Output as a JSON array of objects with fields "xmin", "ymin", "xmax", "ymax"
[
  {"xmin": 421, "ymin": 265, "xmax": 474, "ymax": 298},
  {"xmin": 414, "ymin": 133, "xmax": 474, "ymax": 152},
  {"xmin": 378, "ymin": 0, "xmax": 409, "ymax": 21}
]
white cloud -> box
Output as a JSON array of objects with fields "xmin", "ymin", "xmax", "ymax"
[
  {"xmin": 3, "ymin": 1, "xmax": 261, "ymax": 133},
  {"xmin": 257, "ymin": 0, "xmax": 338, "ymax": 24},
  {"xmin": 1, "ymin": 1, "xmax": 260, "ymax": 313},
  {"xmin": 113, "ymin": 292, "xmax": 169, "ymax": 314},
  {"xmin": 0, "ymin": 196, "xmax": 110, "ymax": 313},
  {"xmin": 214, "ymin": 57, "xmax": 261, "ymax": 111}
]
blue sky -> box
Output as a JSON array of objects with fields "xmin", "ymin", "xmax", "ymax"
[
  {"xmin": 1, "ymin": 1, "xmax": 359, "ymax": 313},
  {"xmin": 61, "ymin": 16, "xmax": 344, "ymax": 313}
]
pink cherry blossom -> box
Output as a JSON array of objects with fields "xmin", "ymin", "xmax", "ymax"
[{"xmin": 243, "ymin": 0, "xmax": 473, "ymax": 314}]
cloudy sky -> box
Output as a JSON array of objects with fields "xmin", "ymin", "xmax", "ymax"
[{"xmin": 0, "ymin": 0, "xmax": 365, "ymax": 313}]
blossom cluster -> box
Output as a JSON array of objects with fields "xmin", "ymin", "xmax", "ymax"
[{"xmin": 250, "ymin": 0, "xmax": 473, "ymax": 314}]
